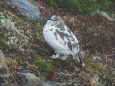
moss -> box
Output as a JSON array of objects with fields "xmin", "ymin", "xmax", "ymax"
[
  {"xmin": 84, "ymin": 59, "xmax": 109, "ymax": 77},
  {"xmin": 0, "ymin": 39, "xmax": 6, "ymax": 46},
  {"xmin": 35, "ymin": 57, "xmax": 54, "ymax": 75},
  {"xmin": 92, "ymin": 63, "xmax": 109, "ymax": 76},
  {"xmin": 17, "ymin": 56, "xmax": 28, "ymax": 66}
]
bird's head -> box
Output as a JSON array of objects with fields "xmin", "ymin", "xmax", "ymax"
[
  {"xmin": 50, "ymin": 15, "xmax": 62, "ymax": 21},
  {"xmin": 49, "ymin": 15, "xmax": 64, "ymax": 24},
  {"xmin": 45, "ymin": 15, "xmax": 64, "ymax": 27}
]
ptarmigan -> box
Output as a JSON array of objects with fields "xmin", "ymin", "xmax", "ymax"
[{"xmin": 43, "ymin": 15, "xmax": 84, "ymax": 66}]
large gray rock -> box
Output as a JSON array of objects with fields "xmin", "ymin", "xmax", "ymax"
[
  {"xmin": 18, "ymin": 73, "xmax": 43, "ymax": 86},
  {"xmin": 0, "ymin": 72, "xmax": 43, "ymax": 86},
  {"xmin": 43, "ymin": 80, "xmax": 58, "ymax": 86},
  {"xmin": 5, "ymin": 0, "xmax": 43, "ymax": 21},
  {"xmin": 0, "ymin": 72, "xmax": 58, "ymax": 86},
  {"xmin": 0, "ymin": 50, "xmax": 5, "ymax": 67},
  {"xmin": 17, "ymin": 73, "xmax": 58, "ymax": 86},
  {"xmin": 0, "ymin": 74, "xmax": 9, "ymax": 86}
]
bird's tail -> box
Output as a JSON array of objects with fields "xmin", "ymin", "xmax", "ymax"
[{"xmin": 75, "ymin": 54, "xmax": 85, "ymax": 66}]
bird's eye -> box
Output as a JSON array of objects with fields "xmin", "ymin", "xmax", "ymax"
[{"xmin": 53, "ymin": 19, "xmax": 58, "ymax": 21}]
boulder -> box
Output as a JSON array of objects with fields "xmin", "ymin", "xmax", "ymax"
[
  {"xmin": 17, "ymin": 73, "xmax": 43, "ymax": 86},
  {"xmin": 5, "ymin": 0, "xmax": 43, "ymax": 21}
]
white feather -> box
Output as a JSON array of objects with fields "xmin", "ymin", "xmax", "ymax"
[{"xmin": 43, "ymin": 15, "xmax": 80, "ymax": 59}]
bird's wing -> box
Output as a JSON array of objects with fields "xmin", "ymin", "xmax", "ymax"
[
  {"xmin": 58, "ymin": 25, "xmax": 80, "ymax": 54},
  {"xmin": 43, "ymin": 25, "xmax": 70, "ymax": 51},
  {"xmin": 43, "ymin": 23, "xmax": 79, "ymax": 55}
]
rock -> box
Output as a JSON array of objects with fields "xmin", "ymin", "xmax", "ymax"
[
  {"xmin": 17, "ymin": 73, "xmax": 58, "ymax": 86},
  {"xmin": 5, "ymin": 0, "xmax": 43, "ymax": 21},
  {"xmin": 92, "ymin": 10, "xmax": 115, "ymax": 21},
  {"xmin": 0, "ymin": 50, "xmax": 8, "ymax": 85},
  {"xmin": 0, "ymin": 73, "xmax": 43, "ymax": 86},
  {"xmin": 17, "ymin": 73, "xmax": 43, "ymax": 86},
  {"xmin": 0, "ymin": 74, "xmax": 9, "ymax": 86},
  {"xmin": 43, "ymin": 80, "xmax": 58, "ymax": 86},
  {"xmin": 0, "ymin": 50, "xmax": 5, "ymax": 68},
  {"xmin": 0, "ymin": 72, "xmax": 58, "ymax": 86}
]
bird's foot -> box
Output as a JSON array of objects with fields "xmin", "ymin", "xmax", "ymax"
[
  {"xmin": 51, "ymin": 54, "xmax": 60, "ymax": 59},
  {"xmin": 60, "ymin": 56, "xmax": 68, "ymax": 60}
]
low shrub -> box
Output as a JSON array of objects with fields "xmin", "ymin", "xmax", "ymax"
[{"xmin": 43, "ymin": 0, "xmax": 113, "ymax": 13}]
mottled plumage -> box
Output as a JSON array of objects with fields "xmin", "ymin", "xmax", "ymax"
[{"xmin": 43, "ymin": 15, "xmax": 84, "ymax": 66}]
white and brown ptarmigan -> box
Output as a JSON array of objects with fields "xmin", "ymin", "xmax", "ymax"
[{"xmin": 43, "ymin": 15, "xmax": 84, "ymax": 66}]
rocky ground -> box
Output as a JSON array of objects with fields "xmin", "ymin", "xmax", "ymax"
[{"xmin": 0, "ymin": 0, "xmax": 115, "ymax": 86}]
